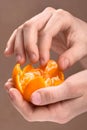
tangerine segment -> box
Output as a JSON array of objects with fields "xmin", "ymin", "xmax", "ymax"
[
  {"xmin": 23, "ymin": 64, "xmax": 33, "ymax": 73},
  {"xmin": 51, "ymin": 76, "xmax": 63, "ymax": 86},
  {"xmin": 21, "ymin": 69, "xmax": 43, "ymax": 91},
  {"xmin": 12, "ymin": 64, "xmax": 23, "ymax": 93},
  {"xmin": 41, "ymin": 60, "xmax": 59, "ymax": 78},
  {"xmin": 21, "ymin": 72, "xmax": 35, "ymax": 91},
  {"xmin": 45, "ymin": 76, "xmax": 63, "ymax": 87},
  {"xmin": 23, "ymin": 77, "xmax": 45, "ymax": 101},
  {"xmin": 58, "ymin": 71, "xmax": 64, "ymax": 81}
]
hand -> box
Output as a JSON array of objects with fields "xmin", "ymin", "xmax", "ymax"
[
  {"xmin": 5, "ymin": 70, "xmax": 87, "ymax": 123},
  {"xmin": 4, "ymin": 7, "xmax": 87, "ymax": 70}
]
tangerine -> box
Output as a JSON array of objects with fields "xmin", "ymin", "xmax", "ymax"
[{"xmin": 12, "ymin": 60, "xmax": 64, "ymax": 101}]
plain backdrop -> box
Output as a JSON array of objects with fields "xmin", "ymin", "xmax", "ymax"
[{"xmin": 0, "ymin": 0, "xmax": 87, "ymax": 130}]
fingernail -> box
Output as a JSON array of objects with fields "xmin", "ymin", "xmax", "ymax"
[
  {"xmin": 16, "ymin": 55, "xmax": 21, "ymax": 62},
  {"xmin": 30, "ymin": 53, "xmax": 37, "ymax": 63},
  {"xmin": 31, "ymin": 92, "xmax": 41, "ymax": 105},
  {"xmin": 32, "ymin": 53, "xmax": 37, "ymax": 60},
  {"xmin": 40, "ymin": 58, "xmax": 46, "ymax": 66}
]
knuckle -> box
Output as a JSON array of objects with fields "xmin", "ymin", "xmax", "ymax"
[
  {"xmin": 16, "ymin": 25, "xmax": 23, "ymax": 33},
  {"xmin": 17, "ymin": 26, "xmax": 22, "ymax": 31},
  {"xmin": 56, "ymin": 9, "xmax": 68, "ymax": 16},
  {"xmin": 23, "ymin": 22, "xmax": 30, "ymax": 30},
  {"xmin": 57, "ymin": 9, "xmax": 65, "ymax": 14},
  {"xmin": 56, "ymin": 9, "xmax": 72, "ymax": 21},
  {"xmin": 23, "ymin": 21, "xmax": 33, "ymax": 30},
  {"xmin": 44, "ymin": 7, "xmax": 55, "ymax": 12}
]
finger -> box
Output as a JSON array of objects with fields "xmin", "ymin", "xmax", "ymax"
[
  {"xmin": 8, "ymin": 88, "xmax": 52, "ymax": 122},
  {"xmin": 8, "ymin": 88, "xmax": 86, "ymax": 123},
  {"xmin": 58, "ymin": 43, "xmax": 87, "ymax": 70},
  {"xmin": 8, "ymin": 88, "xmax": 34, "ymax": 121},
  {"xmin": 39, "ymin": 34, "xmax": 52, "ymax": 65},
  {"xmin": 4, "ymin": 29, "xmax": 17, "ymax": 56},
  {"xmin": 23, "ymin": 7, "xmax": 55, "ymax": 63},
  {"xmin": 39, "ymin": 32, "xmax": 67, "ymax": 65},
  {"xmin": 14, "ymin": 26, "xmax": 26, "ymax": 64},
  {"xmin": 30, "ymin": 70, "xmax": 86, "ymax": 105},
  {"xmin": 23, "ymin": 24, "xmax": 39, "ymax": 63},
  {"xmin": 31, "ymin": 85, "xmax": 81, "ymax": 106},
  {"xmin": 38, "ymin": 9, "xmax": 72, "ymax": 65}
]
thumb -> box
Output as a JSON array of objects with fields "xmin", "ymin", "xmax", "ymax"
[
  {"xmin": 30, "ymin": 70, "xmax": 86, "ymax": 105},
  {"xmin": 30, "ymin": 80, "xmax": 81, "ymax": 106},
  {"xmin": 30, "ymin": 85, "xmax": 67, "ymax": 105},
  {"xmin": 58, "ymin": 45, "xmax": 87, "ymax": 70}
]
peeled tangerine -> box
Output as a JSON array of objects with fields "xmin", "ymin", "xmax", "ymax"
[{"xmin": 12, "ymin": 60, "xmax": 64, "ymax": 101}]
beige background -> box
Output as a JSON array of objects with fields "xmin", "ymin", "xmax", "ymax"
[{"xmin": 0, "ymin": 0, "xmax": 87, "ymax": 130}]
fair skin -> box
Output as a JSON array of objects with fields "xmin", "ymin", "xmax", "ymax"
[{"xmin": 4, "ymin": 7, "xmax": 87, "ymax": 123}]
